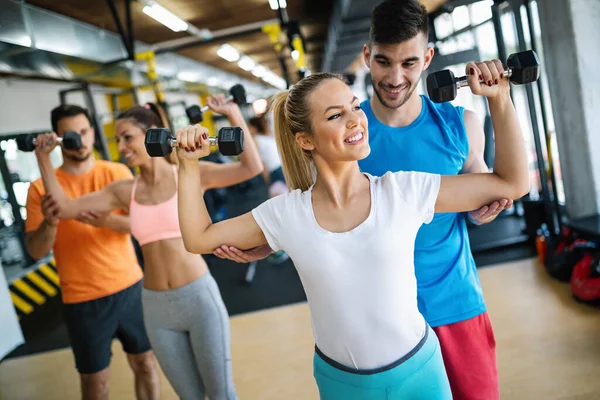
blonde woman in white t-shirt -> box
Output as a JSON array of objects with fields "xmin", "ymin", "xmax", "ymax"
[{"xmin": 173, "ymin": 70, "xmax": 528, "ymax": 399}]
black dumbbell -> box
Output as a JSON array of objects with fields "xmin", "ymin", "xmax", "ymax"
[
  {"xmin": 16, "ymin": 131, "xmax": 82, "ymax": 152},
  {"xmin": 426, "ymin": 50, "xmax": 541, "ymax": 103},
  {"xmin": 145, "ymin": 127, "xmax": 244, "ymax": 157},
  {"xmin": 185, "ymin": 84, "xmax": 247, "ymax": 124}
]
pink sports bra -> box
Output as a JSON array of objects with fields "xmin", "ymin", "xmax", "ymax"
[{"xmin": 129, "ymin": 165, "xmax": 182, "ymax": 246}]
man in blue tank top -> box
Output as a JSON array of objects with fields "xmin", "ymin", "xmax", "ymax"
[{"xmin": 356, "ymin": 1, "xmax": 508, "ymax": 398}]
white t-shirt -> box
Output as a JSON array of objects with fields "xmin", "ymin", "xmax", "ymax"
[
  {"xmin": 253, "ymin": 134, "xmax": 282, "ymax": 173},
  {"xmin": 252, "ymin": 171, "xmax": 441, "ymax": 370}
]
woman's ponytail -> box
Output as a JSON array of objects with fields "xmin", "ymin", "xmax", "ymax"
[{"xmin": 270, "ymin": 91, "xmax": 315, "ymax": 191}]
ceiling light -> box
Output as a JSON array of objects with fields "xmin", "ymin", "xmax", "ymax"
[
  {"xmin": 177, "ymin": 71, "xmax": 200, "ymax": 82},
  {"xmin": 142, "ymin": 3, "xmax": 188, "ymax": 32},
  {"xmin": 263, "ymin": 71, "xmax": 279, "ymax": 83},
  {"xmin": 262, "ymin": 71, "xmax": 286, "ymax": 89},
  {"xmin": 252, "ymin": 65, "xmax": 268, "ymax": 78},
  {"xmin": 238, "ymin": 56, "xmax": 256, "ymax": 71},
  {"xmin": 269, "ymin": 0, "xmax": 287, "ymax": 10},
  {"xmin": 252, "ymin": 99, "xmax": 269, "ymax": 115},
  {"xmin": 217, "ymin": 44, "xmax": 240, "ymax": 62}
]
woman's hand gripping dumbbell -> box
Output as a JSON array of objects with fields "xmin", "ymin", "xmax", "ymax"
[
  {"xmin": 426, "ymin": 50, "xmax": 541, "ymax": 102},
  {"xmin": 145, "ymin": 125, "xmax": 244, "ymax": 157},
  {"xmin": 185, "ymin": 85, "xmax": 246, "ymax": 124},
  {"xmin": 173, "ymin": 125, "xmax": 214, "ymax": 162}
]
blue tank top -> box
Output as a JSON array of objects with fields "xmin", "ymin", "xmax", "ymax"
[{"xmin": 358, "ymin": 96, "xmax": 486, "ymax": 327}]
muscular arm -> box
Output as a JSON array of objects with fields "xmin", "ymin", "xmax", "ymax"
[
  {"xmin": 459, "ymin": 110, "xmax": 513, "ymax": 224},
  {"xmin": 199, "ymin": 107, "xmax": 264, "ymax": 190},
  {"xmin": 436, "ymin": 91, "xmax": 529, "ymax": 213},
  {"xmin": 179, "ymin": 158, "xmax": 267, "ymax": 255}
]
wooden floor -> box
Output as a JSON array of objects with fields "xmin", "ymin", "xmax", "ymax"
[{"xmin": 2, "ymin": 258, "xmax": 600, "ymax": 399}]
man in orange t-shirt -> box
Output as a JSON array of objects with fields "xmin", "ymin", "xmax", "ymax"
[{"xmin": 25, "ymin": 105, "xmax": 159, "ymax": 399}]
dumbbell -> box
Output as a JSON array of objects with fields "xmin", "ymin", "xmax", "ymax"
[
  {"xmin": 145, "ymin": 127, "xmax": 244, "ymax": 157},
  {"xmin": 16, "ymin": 131, "xmax": 82, "ymax": 152},
  {"xmin": 426, "ymin": 50, "xmax": 541, "ymax": 103},
  {"xmin": 185, "ymin": 84, "xmax": 247, "ymax": 124}
]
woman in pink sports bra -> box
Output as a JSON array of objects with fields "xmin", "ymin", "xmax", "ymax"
[{"xmin": 33, "ymin": 97, "xmax": 263, "ymax": 400}]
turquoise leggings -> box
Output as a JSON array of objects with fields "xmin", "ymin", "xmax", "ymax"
[{"xmin": 313, "ymin": 327, "xmax": 452, "ymax": 400}]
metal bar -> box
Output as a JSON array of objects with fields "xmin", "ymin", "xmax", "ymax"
[
  {"xmin": 492, "ymin": 1, "xmax": 515, "ymax": 100},
  {"xmin": 125, "ymin": 0, "xmax": 134, "ymax": 57},
  {"xmin": 437, "ymin": 17, "xmax": 493, "ymax": 43},
  {"xmin": 157, "ymin": 28, "xmax": 264, "ymax": 55},
  {"xmin": 525, "ymin": 0, "xmax": 561, "ymax": 232},
  {"xmin": 0, "ymin": 131, "xmax": 52, "ymax": 141},
  {"xmin": 429, "ymin": 12, "xmax": 439, "ymax": 42},
  {"xmin": 59, "ymin": 86, "xmax": 85, "ymax": 105},
  {"xmin": 151, "ymin": 19, "xmax": 280, "ymax": 55},
  {"xmin": 59, "ymin": 84, "xmax": 88, "ymax": 100},
  {"xmin": 492, "ymin": 1, "xmax": 508, "ymax": 62},
  {"xmin": 509, "ymin": 0, "xmax": 556, "ymax": 233},
  {"xmin": 0, "ymin": 149, "xmax": 23, "ymax": 228},
  {"xmin": 20, "ymin": 1, "xmax": 37, "ymax": 49},
  {"xmin": 276, "ymin": 0, "xmax": 289, "ymax": 26},
  {"xmin": 456, "ymin": 69, "xmax": 512, "ymax": 88},
  {"xmin": 156, "ymin": 28, "xmax": 265, "ymax": 55},
  {"xmin": 59, "ymin": 91, "xmax": 67, "ymax": 106},
  {"xmin": 0, "ymin": 147, "xmax": 32, "ymax": 266},
  {"xmin": 91, "ymin": 87, "xmax": 136, "ymax": 95},
  {"xmin": 111, "ymin": 93, "xmax": 119, "ymax": 117},
  {"xmin": 0, "ymin": 46, "xmax": 35, "ymax": 58},
  {"xmin": 430, "ymin": 0, "xmax": 491, "ymax": 19},
  {"xmin": 106, "ymin": 0, "xmax": 133, "ymax": 60},
  {"xmin": 83, "ymin": 83, "xmax": 111, "ymax": 160},
  {"xmin": 428, "ymin": 48, "xmax": 481, "ymax": 72},
  {"xmin": 130, "ymin": 88, "xmax": 140, "ymax": 105}
]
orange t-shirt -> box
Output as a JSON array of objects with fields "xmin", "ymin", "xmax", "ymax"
[{"xmin": 25, "ymin": 160, "xmax": 143, "ymax": 304}]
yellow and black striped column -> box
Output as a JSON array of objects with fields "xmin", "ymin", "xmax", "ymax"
[{"xmin": 9, "ymin": 260, "xmax": 60, "ymax": 319}]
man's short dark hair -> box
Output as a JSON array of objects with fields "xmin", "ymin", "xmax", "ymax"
[
  {"xmin": 51, "ymin": 104, "xmax": 93, "ymax": 134},
  {"xmin": 369, "ymin": 0, "xmax": 429, "ymax": 46}
]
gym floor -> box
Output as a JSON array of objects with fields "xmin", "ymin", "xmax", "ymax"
[{"xmin": 1, "ymin": 257, "xmax": 599, "ymax": 399}]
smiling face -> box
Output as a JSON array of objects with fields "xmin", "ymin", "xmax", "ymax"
[
  {"xmin": 115, "ymin": 118, "xmax": 152, "ymax": 167},
  {"xmin": 363, "ymin": 32, "xmax": 434, "ymax": 109},
  {"xmin": 296, "ymin": 78, "xmax": 370, "ymax": 163}
]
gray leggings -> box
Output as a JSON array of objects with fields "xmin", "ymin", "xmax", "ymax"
[{"xmin": 142, "ymin": 272, "xmax": 237, "ymax": 400}]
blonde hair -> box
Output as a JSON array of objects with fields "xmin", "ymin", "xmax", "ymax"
[{"xmin": 270, "ymin": 72, "xmax": 347, "ymax": 191}]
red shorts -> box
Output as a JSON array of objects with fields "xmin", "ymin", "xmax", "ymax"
[{"xmin": 433, "ymin": 312, "xmax": 499, "ymax": 400}]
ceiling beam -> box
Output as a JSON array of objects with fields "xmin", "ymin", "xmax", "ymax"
[{"xmin": 152, "ymin": 19, "xmax": 280, "ymax": 55}]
